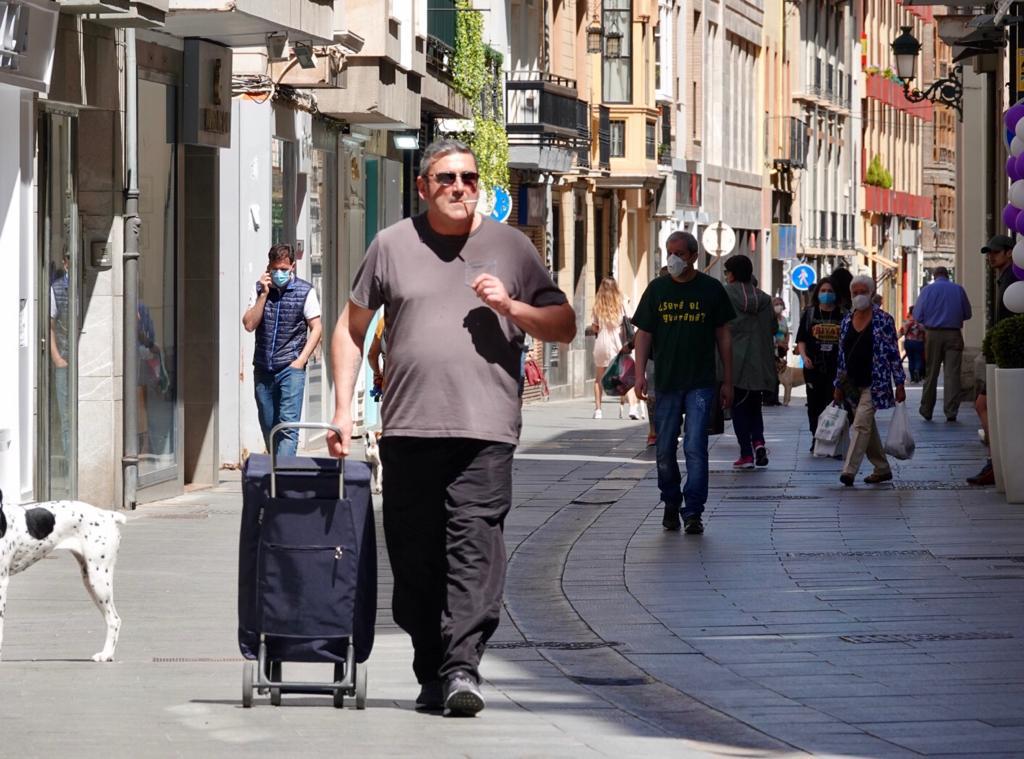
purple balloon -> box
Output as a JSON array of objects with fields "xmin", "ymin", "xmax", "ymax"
[
  {"xmin": 1005, "ymin": 102, "xmax": 1024, "ymax": 131},
  {"xmin": 1010, "ymin": 156, "xmax": 1022, "ymax": 181},
  {"xmin": 1016, "ymin": 210, "xmax": 1024, "ymax": 235},
  {"xmin": 1004, "ymin": 203, "xmax": 1019, "ymax": 230},
  {"xmin": 1016, "ymin": 153, "xmax": 1024, "ymax": 179},
  {"xmin": 1014, "ymin": 263, "xmax": 1024, "ymax": 280}
]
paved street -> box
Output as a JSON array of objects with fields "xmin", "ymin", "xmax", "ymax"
[{"xmin": 5, "ymin": 385, "xmax": 1024, "ymax": 758}]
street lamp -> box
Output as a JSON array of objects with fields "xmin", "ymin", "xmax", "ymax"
[
  {"xmin": 587, "ymin": 20, "xmax": 603, "ymax": 54},
  {"xmin": 890, "ymin": 26, "xmax": 964, "ymax": 120},
  {"xmin": 605, "ymin": 29, "xmax": 622, "ymax": 58}
]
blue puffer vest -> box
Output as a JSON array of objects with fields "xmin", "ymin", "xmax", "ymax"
[{"xmin": 253, "ymin": 277, "xmax": 313, "ymax": 373}]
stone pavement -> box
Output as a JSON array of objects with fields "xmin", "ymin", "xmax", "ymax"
[{"xmin": 4, "ymin": 385, "xmax": 1024, "ymax": 758}]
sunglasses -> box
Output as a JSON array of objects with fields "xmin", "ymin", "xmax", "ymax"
[{"xmin": 427, "ymin": 171, "xmax": 479, "ymax": 187}]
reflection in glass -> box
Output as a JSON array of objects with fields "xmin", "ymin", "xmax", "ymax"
[
  {"xmin": 306, "ymin": 149, "xmax": 331, "ymax": 425},
  {"xmin": 42, "ymin": 113, "xmax": 77, "ymax": 500},
  {"xmin": 137, "ymin": 79, "xmax": 178, "ymax": 480},
  {"xmin": 272, "ymin": 138, "xmax": 286, "ymax": 245}
]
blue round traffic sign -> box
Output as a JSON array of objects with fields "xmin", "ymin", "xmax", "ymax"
[
  {"xmin": 790, "ymin": 264, "xmax": 816, "ymax": 291},
  {"xmin": 489, "ymin": 186, "xmax": 512, "ymax": 223}
]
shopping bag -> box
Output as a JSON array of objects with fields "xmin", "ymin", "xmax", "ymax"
[
  {"xmin": 601, "ymin": 354, "xmax": 636, "ymax": 396},
  {"xmin": 884, "ymin": 402, "xmax": 915, "ymax": 460},
  {"xmin": 813, "ymin": 424, "xmax": 848, "ymax": 458},
  {"xmin": 814, "ymin": 403, "xmax": 847, "ymax": 444}
]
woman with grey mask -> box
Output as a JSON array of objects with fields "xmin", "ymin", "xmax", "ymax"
[{"xmin": 832, "ymin": 275, "xmax": 907, "ymax": 486}]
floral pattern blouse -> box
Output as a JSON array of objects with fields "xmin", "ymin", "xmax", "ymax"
[{"xmin": 834, "ymin": 305, "xmax": 906, "ymax": 410}]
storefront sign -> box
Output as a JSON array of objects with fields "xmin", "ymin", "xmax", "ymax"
[
  {"xmin": 0, "ymin": 0, "xmax": 59, "ymax": 93},
  {"xmin": 183, "ymin": 38, "xmax": 232, "ymax": 148}
]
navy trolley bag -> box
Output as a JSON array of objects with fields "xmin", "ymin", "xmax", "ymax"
[{"xmin": 238, "ymin": 422, "xmax": 376, "ymax": 709}]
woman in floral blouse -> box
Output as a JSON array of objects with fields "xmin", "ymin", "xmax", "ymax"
[{"xmin": 833, "ymin": 275, "xmax": 907, "ymax": 487}]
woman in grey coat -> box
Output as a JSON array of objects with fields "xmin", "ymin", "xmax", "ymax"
[{"xmin": 724, "ymin": 255, "xmax": 778, "ymax": 469}]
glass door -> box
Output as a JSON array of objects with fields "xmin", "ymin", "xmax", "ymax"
[{"xmin": 38, "ymin": 111, "xmax": 78, "ymax": 500}]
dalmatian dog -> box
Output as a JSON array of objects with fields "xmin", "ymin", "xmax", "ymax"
[
  {"xmin": 0, "ymin": 490, "xmax": 126, "ymax": 662},
  {"xmin": 364, "ymin": 430, "xmax": 383, "ymax": 495}
]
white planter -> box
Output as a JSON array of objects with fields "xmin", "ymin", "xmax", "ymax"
[
  {"xmin": 994, "ymin": 368, "xmax": 1024, "ymax": 504},
  {"xmin": 988, "ymin": 364, "xmax": 1005, "ymax": 493}
]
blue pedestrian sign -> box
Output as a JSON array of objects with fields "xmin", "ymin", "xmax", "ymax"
[
  {"xmin": 791, "ymin": 264, "xmax": 816, "ymax": 291},
  {"xmin": 489, "ymin": 186, "xmax": 512, "ymax": 223}
]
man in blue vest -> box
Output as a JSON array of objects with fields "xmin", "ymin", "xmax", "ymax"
[{"xmin": 242, "ymin": 243, "xmax": 322, "ymax": 456}]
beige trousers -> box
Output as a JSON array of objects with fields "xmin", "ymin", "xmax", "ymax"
[{"xmin": 842, "ymin": 388, "xmax": 892, "ymax": 478}]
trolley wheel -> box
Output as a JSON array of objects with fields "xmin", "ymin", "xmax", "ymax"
[
  {"xmin": 332, "ymin": 662, "xmax": 346, "ymax": 709},
  {"xmin": 242, "ymin": 662, "xmax": 254, "ymax": 708},
  {"xmin": 354, "ymin": 663, "xmax": 368, "ymax": 710},
  {"xmin": 269, "ymin": 661, "xmax": 282, "ymax": 706}
]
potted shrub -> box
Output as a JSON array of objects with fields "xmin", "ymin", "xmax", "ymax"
[
  {"xmin": 982, "ymin": 330, "xmax": 1005, "ymax": 492},
  {"xmin": 992, "ymin": 315, "xmax": 1024, "ymax": 503}
]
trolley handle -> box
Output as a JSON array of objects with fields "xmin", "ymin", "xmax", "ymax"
[{"xmin": 269, "ymin": 422, "xmax": 346, "ymax": 499}]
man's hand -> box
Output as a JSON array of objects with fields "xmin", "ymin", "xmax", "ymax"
[
  {"xmin": 289, "ymin": 358, "xmax": 306, "ymax": 370},
  {"xmin": 802, "ymin": 355, "xmax": 814, "ymax": 371},
  {"xmin": 634, "ymin": 373, "xmax": 648, "ymax": 401},
  {"xmin": 833, "ymin": 387, "xmax": 844, "ymax": 404},
  {"xmin": 471, "ymin": 274, "xmax": 513, "ymax": 316},
  {"xmin": 720, "ymin": 382, "xmax": 733, "ymax": 410},
  {"xmin": 895, "ymin": 384, "xmax": 906, "ymax": 404},
  {"xmin": 258, "ymin": 271, "xmax": 272, "ymax": 292},
  {"xmin": 53, "ymin": 354, "xmax": 68, "ymax": 369},
  {"xmin": 326, "ymin": 413, "xmax": 353, "ymax": 458}
]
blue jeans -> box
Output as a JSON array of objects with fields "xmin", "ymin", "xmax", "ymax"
[
  {"xmin": 254, "ymin": 366, "xmax": 306, "ymax": 457},
  {"xmin": 904, "ymin": 339, "xmax": 924, "ymax": 380},
  {"xmin": 654, "ymin": 386, "xmax": 716, "ymax": 518}
]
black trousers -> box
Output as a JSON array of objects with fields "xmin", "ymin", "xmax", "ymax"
[
  {"xmin": 380, "ymin": 436, "xmax": 514, "ymax": 684},
  {"xmin": 731, "ymin": 387, "xmax": 765, "ymax": 458},
  {"xmin": 804, "ymin": 367, "xmax": 835, "ymax": 436}
]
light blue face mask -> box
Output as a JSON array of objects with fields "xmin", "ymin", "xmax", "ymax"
[
  {"xmin": 271, "ymin": 269, "xmax": 291, "ymax": 288},
  {"xmin": 819, "ymin": 292, "xmax": 836, "ymax": 306}
]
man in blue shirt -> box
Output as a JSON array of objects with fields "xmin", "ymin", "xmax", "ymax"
[{"xmin": 912, "ymin": 266, "xmax": 972, "ymax": 422}]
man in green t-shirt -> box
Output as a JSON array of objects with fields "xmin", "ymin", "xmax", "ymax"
[{"xmin": 633, "ymin": 231, "xmax": 736, "ymax": 534}]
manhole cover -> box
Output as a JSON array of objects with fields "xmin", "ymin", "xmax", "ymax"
[
  {"xmin": 569, "ymin": 675, "xmax": 652, "ymax": 687},
  {"xmin": 727, "ymin": 495, "xmax": 821, "ymax": 500},
  {"xmin": 840, "ymin": 632, "xmax": 1013, "ymax": 644},
  {"xmin": 784, "ymin": 550, "xmax": 933, "ymax": 559},
  {"xmin": 153, "ymin": 657, "xmax": 245, "ymax": 663},
  {"xmin": 489, "ymin": 641, "xmax": 620, "ymax": 650},
  {"xmin": 894, "ymin": 483, "xmax": 982, "ymax": 491}
]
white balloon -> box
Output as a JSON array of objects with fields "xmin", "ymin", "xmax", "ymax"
[
  {"xmin": 1015, "ymin": 240, "xmax": 1024, "ymax": 269},
  {"xmin": 1013, "ymin": 137, "xmax": 1024, "ymax": 157},
  {"xmin": 1005, "ymin": 280, "xmax": 1024, "ymax": 314},
  {"xmin": 1016, "ymin": 118, "xmax": 1024, "ymax": 141},
  {"xmin": 1011, "ymin": 180, "xmax": 1024, "ymax": 209}
]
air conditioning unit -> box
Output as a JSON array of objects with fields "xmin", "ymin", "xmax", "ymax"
[{"xmin": 900, "ymin": 229, "xmax": 921, "ymax": 248}]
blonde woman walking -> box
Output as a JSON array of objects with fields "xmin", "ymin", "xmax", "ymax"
[{"xmin": 591, "ymin": 277, "xmax": 640, "ymax": 420}]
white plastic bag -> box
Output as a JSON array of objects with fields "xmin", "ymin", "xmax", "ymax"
[
  {"xmin": 884, "ymin": 402, "xmax": 915, "ymax": 460},
  {"xmin": 814, "ymin": 403, "xmax": 847, "ymax": 444}
]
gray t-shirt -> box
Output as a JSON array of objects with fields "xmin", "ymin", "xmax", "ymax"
[{"xmin": 350, "ymin": 214, "xmax": 568, "ymax": 445}]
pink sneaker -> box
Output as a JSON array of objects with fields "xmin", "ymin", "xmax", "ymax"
[{"xmin": 733, "ymin": 456, "xmax": 755, "ymax": 470}]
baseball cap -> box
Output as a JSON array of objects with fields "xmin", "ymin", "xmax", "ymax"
[{"xmin": 981, "ymin": 234, "xmax": 1014, "ymax": 253}]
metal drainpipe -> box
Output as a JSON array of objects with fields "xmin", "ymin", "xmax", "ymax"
[{"xmin": 122, "ymin": 27, "xmax": 140, "ymax": 511}]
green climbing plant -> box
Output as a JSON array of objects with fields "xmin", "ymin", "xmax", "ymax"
[{"xmin": 452, "ymin": 0, "xmax": 509, "ymax": 195}]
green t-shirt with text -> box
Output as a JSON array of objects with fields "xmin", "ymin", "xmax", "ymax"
[{"xmin": 631, "ymin": 272, "xmax": 736, "ymax": 392}]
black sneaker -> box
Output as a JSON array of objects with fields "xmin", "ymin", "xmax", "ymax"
[
  {"xmin": 754, "ymin": 445, "xmax": 769, "ymax": 467},
  {"xmin": 444, "ymin": 671, "xmax": 485, "ymax": 716},
  {"xmin": 415, "ymin": 679, "xmax": 444, "ymax": 710},
  {"xmin": 662, "ymin": 502, "xmax": 681, "ymax": 531},
  {"xmin": 683, "ymin": 516, "xmax": 704, "ymax": 535},
  {"xmin": 839, "ymin": 473, "xmax": 854, "ymax": 487}
]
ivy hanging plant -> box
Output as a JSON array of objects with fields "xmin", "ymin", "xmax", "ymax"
[{"xmin": 452, "ymin": 0, "xmax": 509, "ymax": 195}]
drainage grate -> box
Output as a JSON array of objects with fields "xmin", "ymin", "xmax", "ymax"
[
  {"xmin": 894, "ymin": 483, "xmax": 981, "ymax": 491},
  {"xmin": 947, "ymin": 556, "xmax": 1024, "ymax": 563},
  {"xmin": 569, "ymin": 675, "xmax": 652, "ymax": 687},
  {"xmin": 489, "ymin": 641, "xmax": 620, "ymax": 651},
  {"xmin": 153, "ymin": 657, "xmax": 245, "ymax": 663},
  {"xmin": 784, "ymin": 550, "xmax": 933, "ymax": 559},
  {"xmin": 840, "ymin": 632, "xmax": 1013, "ymax": 644},
  {"xmin": 728, "ymin": 495, "xmax": 821, "ymax": 500},
  {"xmin": 143, "ymin": 511, "xmax": 209, "ymax": 520}
]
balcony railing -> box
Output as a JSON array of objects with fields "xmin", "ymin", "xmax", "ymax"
[
  {"xmin": 775, "ymin": 116, "xmax": 808, "ymax": 169},
  {"xmin": 575, "ymin": 100, "xmax": 590, "ymax": 169},
  {"xmin": 506, "ymin": 72, "xmax": 583, "ymax": 141},
  {"xmin": 598, "ymin": 105, "xmax": 610, "ymax": 169}
]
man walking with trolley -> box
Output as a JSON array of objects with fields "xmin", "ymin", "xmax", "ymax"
[{"xmin": 327, "ymin": 139, "xmax": 575, "ymax": 716}]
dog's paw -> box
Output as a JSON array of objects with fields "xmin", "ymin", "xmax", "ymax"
[{"xmin": 91, "ymin": 651, "xmax": 115, "ymax": 663}]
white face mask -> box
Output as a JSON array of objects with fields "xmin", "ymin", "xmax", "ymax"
[
  {"xmin": 774, "ymin": 304, "xmax": 784, "ymax": 314},
  {"xmin": 667, "ymin": 255, "xmax": 688, "ymax": 278},
  {"xmin": 852, "ymin": 294, "xmax": 872, "ymax": 311}
]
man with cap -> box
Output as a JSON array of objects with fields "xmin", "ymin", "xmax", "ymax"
[
  {"xmin": 968, "ymin": 234, "xmax": 1020, "ymax": 486},
  {"xmin": 911, "ymin": 265, "xmax": 973, "ymax": 422}
]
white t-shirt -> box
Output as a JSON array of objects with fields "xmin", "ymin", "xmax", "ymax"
[{"xmin": 248, "ymin": 279, "xmax": 321, "ymax": 321}]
